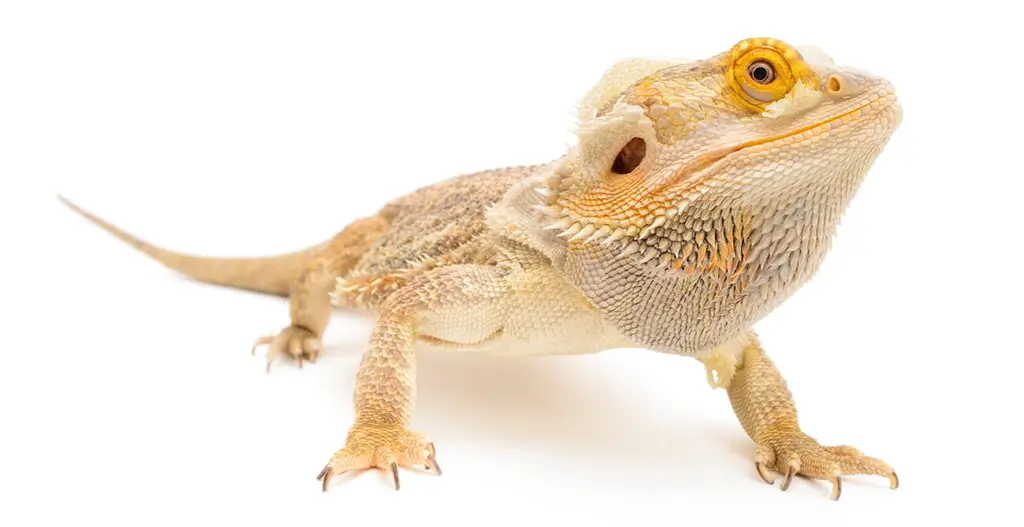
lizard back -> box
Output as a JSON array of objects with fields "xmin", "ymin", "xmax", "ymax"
[{"xmin": 334, "ymin": 165, "xmax": 539, "ymax": 309}]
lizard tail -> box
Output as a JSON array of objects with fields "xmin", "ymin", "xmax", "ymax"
[{"xmin": 59, "ymin": 195, "xmax": 320, "ymax": 297}]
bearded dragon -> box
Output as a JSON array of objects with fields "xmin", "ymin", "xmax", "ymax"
[{"xmin": 60, "ymin": 37, "xmax": 902, "ymax": 500}]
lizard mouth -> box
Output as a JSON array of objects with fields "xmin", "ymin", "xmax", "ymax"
[
  {"xmin": 672, "ymin": 89, "xmax": 898, "ymax": 184},
  {"xmin": 739, "ymin": 89, "xmax": 898, "ymax": 151}
]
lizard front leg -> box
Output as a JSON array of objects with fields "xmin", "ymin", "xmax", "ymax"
[
  {"xmin": 708, "ymin": 332, "xmax": 898, "ymax": 500},
  {"xmin": 319, "ymin": 264, "xmax": 508, "ymax": 490},
  {"xmin": 253, "ymin": 215, "xmax": 390, "ymax": 371}
]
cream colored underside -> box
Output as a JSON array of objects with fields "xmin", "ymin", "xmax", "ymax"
[{"xmin": 416, "ymin": 261, "xmax": 632, "ymax": 357}]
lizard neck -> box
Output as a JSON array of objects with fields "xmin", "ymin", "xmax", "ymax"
[
  {"xmin": 560, "ymin": 142, "xmax": 887, "ymax": 355},
  {"xmin": 489, "ymin": 135, "xmax": 887, "ymax": 356}
]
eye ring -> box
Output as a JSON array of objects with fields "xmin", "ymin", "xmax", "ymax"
[{"xmin": 747, "ymin": 61, "xmax": 776, "ymax": 84}]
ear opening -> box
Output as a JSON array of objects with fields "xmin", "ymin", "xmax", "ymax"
[{"xmin": 611, "ymin": 137, "xmax": 647, "ymax": 174}]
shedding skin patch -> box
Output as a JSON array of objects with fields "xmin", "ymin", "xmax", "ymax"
[
  {"xmin": 699, "ymin": 332, "xmax": 758, "ymax": 389},
  {"xmin": 761, "ymin": 80, "xmax": 822, "ymax": 118},
  {"xmin": 578, "ymin": 58, "xmax": 686, "ymax": 123}
]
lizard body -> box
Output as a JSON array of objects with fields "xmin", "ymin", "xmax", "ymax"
[{"xmin": 62, "ymin": 36, "xmax": 902, "ymax": 499}]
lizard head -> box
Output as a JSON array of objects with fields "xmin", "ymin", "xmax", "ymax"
[
  {"xmin": 537, "ymin": 37, "xmax": 900, "ymax": 251},
  {"xmin": 501, "ymin": 37, "xmax": 902, "ymax": 353}
]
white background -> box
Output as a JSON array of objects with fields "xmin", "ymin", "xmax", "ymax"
[{"xmin": 2, "ymin": 1, "xmax": 1020, "ymax": 525}]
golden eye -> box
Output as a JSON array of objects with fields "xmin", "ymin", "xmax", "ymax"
[
  {"xmin": 727, "ymin": 38, "xmax": 816, "ymax": 110},
  {"xmin": 747, "ymin": 61, "xmax": 776, "ymax": 84}
]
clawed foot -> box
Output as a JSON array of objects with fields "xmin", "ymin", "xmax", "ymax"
[
  {"xmin": 317, "ymin": 424, "xmax": 441, "ymax": 491},
  {"xmin": 753, "ymin": 429, "xmax": 897, "ymax": 500},
  {"xmin": 251, "ymin": 325, "xmax": 323, "ymax": 373}
]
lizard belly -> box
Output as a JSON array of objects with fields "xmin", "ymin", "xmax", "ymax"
[{"xmin": 417, "ymin": 262, "xmax": 630, "ymax": 357}]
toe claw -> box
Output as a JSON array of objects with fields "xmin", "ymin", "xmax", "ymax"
[
  {"xmin": 780, "ymin": 465, "xmax": 795, "ymax": 491},
  {"xmin": 831, "ymin": 476, "xmax": 842, "ymax": 501},
  {"xmin": 427, "ymin": 454, "xmax": 442, "ymax": 476},
  {"xmin": 755, "ymin": 461, "xmax": 775, "ymax": 485},
  {"xmin": 391, "ymin": 462, "xmax": 400, "ymax": 490},
  {"xmin": 321, "ymin": 469, "xmax": 333, "ymax": 492},
  {"xmin": 758, "ymin": 434, "xmax": 894, "ymax": 499},
  {"xmin": 318, "ymin": 464, "xmax": 334, "ymax": 492}
]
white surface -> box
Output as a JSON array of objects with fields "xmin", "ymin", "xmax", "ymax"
[{"xmin": 2, "ymin": 1, "xmax": 1020, "ymax": 525}]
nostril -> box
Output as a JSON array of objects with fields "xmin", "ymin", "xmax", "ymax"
[{"xmin": 827, "ymin": 74, "xmax": 843, "ymax": 93}]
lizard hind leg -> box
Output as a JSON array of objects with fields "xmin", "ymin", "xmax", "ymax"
[{"xmin": 253, "ymin": 213, "xmax": 392, "ymax": 372}]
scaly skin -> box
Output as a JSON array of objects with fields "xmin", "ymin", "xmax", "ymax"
[{"xmin": 62, "ymin": 37, "xmax": 902, "ymax": 500}]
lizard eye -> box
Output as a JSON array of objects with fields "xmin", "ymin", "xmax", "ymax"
[
  {"xmin": 747, "ymin": 61, "xmax": 776, "ymax": 84},
  {"xmin": 728, "ymin": 40, "xmax": 808, "ymax": 109}
]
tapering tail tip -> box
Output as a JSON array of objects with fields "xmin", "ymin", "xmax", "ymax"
[
  {"xmin": 58, "ymin": 193, "xmax": 315, "ymax": 297},
  {"xmin": 57, "ymin": 193, "xmax": 152, "ymax": 253},
  {"xmin": 58, "ymin": 194, "xmax": 104, "ymax": 226},
  {"xmin": 57, "ymin": 193, "xmax": 73, "ymax": 209}
]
